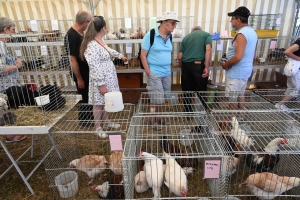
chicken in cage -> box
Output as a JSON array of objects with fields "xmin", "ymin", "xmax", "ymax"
[{"xmin": 122, "ymin": 114, "xmax": 239, "ymax": 199}]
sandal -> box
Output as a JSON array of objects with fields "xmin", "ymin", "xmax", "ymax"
[
  {"xmin": 5, "ymin": 135, "xmax": 27, "ymax": 143},
  {"xmin": 95, "ymin": 127, "xmax": 108, "ymax": 138}
]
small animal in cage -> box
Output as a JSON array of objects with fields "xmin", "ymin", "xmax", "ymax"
[
  {"xmin": 171, "ymin": 27, "xmax": 184, "ymax": 38},
  {"xmin": 113, "ymin": 58, "xmax": 128, "ymax": 66},
  {"xmin": 135, "ymin": 170, "xmax": 149, "ymax": 193},
  {"xmin": 129, "ymin": 57, "xmax": 139, "ymax": 67},
  {"xmin": 0, "ymin": 94, "xmax": 16, "ymax": 126},
  {"xmin": 221, "ymin": 155, "xmax": 240, "ymax": 176},
  {"xmin": 58, "ymin": 55, "xmax": 70, "ymax": 68},
  {"xmin": 138, "ymin": 151, "xmax": 164, "ymax": 198},
  {"xmin": 5, "ymin": 83, "xmax": 39, "ymax": 109},
  {"xmin": 106, "ymin": 31, "xmax": 118, "ymax": 40},
  {"xmin": 92, "ymin": 174, "xmax": 124, "ymax": 199},
  {"xmin": 245, "ymin": 138, "xmax": 287, "ymax": 172},
  {"xmin": 116, "ymin": 28, "xmax": 129, "ymax": 39},
  {"xmin": 39, "ymin": 30, "xmax": 61, "ymax": 42},
  {"xmin": 108, "ymin": 151, "xmax": 123, "ymax": 175},
  {"xmin": 38, "ymin": 84, "xmax": 66, "ymax": 111},
  {"xmin": 239, "ymin": 172, "xmax": 300, "ymax": 200},
  {"xmin": 26, "ymin": 58, "xmax": 45, "ymax": 70},
  {"xmin": 161, "ymin": 135, "xmax": 198, "ymax": 168},
  {"xmin": 69, "ymin": 154, "xmax": 109, "ymax": 185},
  {"xmin": 268, "ymin": 48, "xmax": 286, "ymax": 62},
  {"xmin": 164, "ymin": 152, "xmax": 188, "ymax": 197},
  {"xmin": 230, "ymin": 116, "xmax": 254, "ymax": 148},
  {"xmin": 130, "ymin": 27, "xmax": 146, "ymax": 39}
]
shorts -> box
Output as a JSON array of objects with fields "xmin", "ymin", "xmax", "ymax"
[
  {"xmin": 146, "ymin": 72, "xmax": 171, "ymax": 104},
  {"xmin": 225, "ymin": 77, "xmax": 248, "ymax": 101},
  {"xmin": 285, "ymin": 70, "xmax": 300, "ymax": 97}
]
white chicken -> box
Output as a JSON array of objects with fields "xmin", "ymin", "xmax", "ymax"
[
  {"xmin": 135, "ymin": 170, "xmax": 149, "ymax": 193},
  {"xmin": 230, "ymin": 116, "xmax": 254, "ymax": 148},
  {"xmin": 171, "ymin": 27, "xmax": 184, "ymax": 38},
  {"xmin": 93, "ymin": 181, "xmax": 110, "ymax": 198},
  {"xmin": 164, "ymin": 152, "xmax": 188, "ymax": 197},
  {"xmin": 106, "ymin": 31, "xmax": 118, "ymax": 40},
  {"xmin": 138, "ymin": 151, "xmax": 164, "ymax": 198},
  {"xmin": 69, "ymin": 155, "xmax": 108, "ymax": 185},
  {"xmin": 239, "ymin": 172, "xmax": 300, "ymax": 200},
  {"xmin": 108, "ymin": 151, "xmax": 122, "ymax": 175}
]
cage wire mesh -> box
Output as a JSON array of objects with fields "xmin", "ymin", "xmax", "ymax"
[
  {"xmin": 212, "ymin": 111, "xmax": 300, "ymax": 199},
  {"xmin": 197, "ymin": 90, "xmax": 281, "ymax": 113},
  {"xmin": 1, "ymin": 34, "xmax": 78, "ymax": 127},
  {"xmin": 254, "ymin": 89, "xmax": 300, "ymax": 112},
  {"xmin": 122, "ymin": 114, "xmax": 241, "ymax": 199},
  {"xmin": 42, "ymin": 103, "xmax": 135, "ymax": 199},
  {"xmin": 135, "ymin": 91, "xmax": 206, "ymax": 115}
]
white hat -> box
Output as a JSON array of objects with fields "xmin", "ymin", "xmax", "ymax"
[{"xmin": 156, "ymin": 11, "xmax": 180, "ymax": 23}]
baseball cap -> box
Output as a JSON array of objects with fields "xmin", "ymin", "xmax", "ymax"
[{"xmin": 228, "ymin": 6, "xmax": 251, "ymax": 18}]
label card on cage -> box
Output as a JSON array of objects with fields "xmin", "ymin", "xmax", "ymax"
[
  {"xmin": 108, "ymin": 132, "xmax": 123, "ymax": 151},
  {"xmin": 203, "ymin": 160, "xmax": 221, "ymax": 179},
  {"xmin": 125, "ymin": 18, "xmax": 132, "ymax": 29},
  {"xmin": 15, "ymin": 50, "xmax": 22, "ymax": 57},
  {"xmin": 30, "ymin": 20, "xmax": 38, "ymax": 32},
  {"xmin": 150, "ymin": 17, "xmax": 157, "ymax": 29},
  {"xmin": 41, "ymin": 45, "xmax": 48, "ymax": 56},
  {"xmin": 126, "ymin": 43, "xmax": 132, "ymax": 53},
  {"xmin": 269, "ymin": 39, "xmax": 277, "ymax": 49},
  {"xmin": 51, "ymin": 20, "xmax": 59, "ymax": 30}
]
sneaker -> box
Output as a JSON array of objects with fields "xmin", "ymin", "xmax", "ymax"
[
  {"xmin": 95, "ymin": 127, "xmax": 108, "ymax": 138},
  {"xmin": 107, "ymin": 123, "xmax": 121, "ymax": 129},
  {"xmin": 275, "ymin": 103, "xmax": 291, "ymax": 113}
]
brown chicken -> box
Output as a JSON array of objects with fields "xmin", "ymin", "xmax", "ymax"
[
  {"xmin": 108, "ymin": 151, "xmax": 123, "ymax": 175},
  {"xmin": 161, "ymin": 135, "xmax": 198, "ymax": 168},
  {"xmin": 239, "ymin": 172, "xmax": 300, "ymax": 199},
  {"xmin": 69, "ymin": 155, "xmax": 108, "ymax": 185}
]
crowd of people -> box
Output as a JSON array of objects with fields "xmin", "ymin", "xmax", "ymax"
[{"xmin": 1, "ymin": 5, "xmax": 299, "ymax": 142}]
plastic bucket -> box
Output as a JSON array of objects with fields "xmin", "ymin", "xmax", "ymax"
[
  {"xmin": 55, "ymin": 171, "xmax": 78, "ymax": 198},
  {"xmin": 34, "ymin": 94, "xmax": 50, "ymax": 106}
]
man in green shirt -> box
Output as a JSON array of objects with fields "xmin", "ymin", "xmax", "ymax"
[{"xmin": 178, "ymin": 26, "xmax": 212, "ymax": 112}]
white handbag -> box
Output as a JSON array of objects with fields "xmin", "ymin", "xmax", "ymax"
[{"xmin": 284, "ymin": 58, "xmax": 300, "ymax": 76}]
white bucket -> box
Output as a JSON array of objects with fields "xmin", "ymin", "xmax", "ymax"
[
  {"xmin": 55, "ymin": 171, "xmax": 78, "ymax": 198},
  {"xmin": 104, "ymin": 92, "xmax": 124, "ymax": 112},
  {"xmin": 34, "ymin": 95, "xmax": 50, "ymax": 106},
  {"xmin": 179, "ymin": 129, "xmax": 194, "ymax": 146}
]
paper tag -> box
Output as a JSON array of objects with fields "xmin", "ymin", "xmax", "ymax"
[
  {"xmin": 150, "ymin": 17, "xmax": 157, "ymax": 29},
  {"xmin": 217, "ymin": 40, "xmax": 224, "ymax": 51},
  {"xmin": 40, "ymin": 45, "xmax": 48, "ymax": 56},
  {"xmin": 51, "ymin": 19, "xmax": 59, "ymax": 30},
  {"xmin": 109, "ymin": 133, "xmax": 123, "ymax": 151},
  {"xmin": 15, "ymin": 50, "xmax": 22, "ymax": 57},
  {"xmin": 30, "ymin": 20, "xmax": 38, "ymax": 31},
  {"xmin": 126, "ymin": 43, "xmax": 132, "ymax": 54},
  {"xmin": 269, "ymin": 39, "xmax": 277, "ymax": 49},
  {"xmin": 204, "ymin": 160, "xmax": 221, "ymax": 179},
  {"xmin": 105, "ymin": 100, "xmax": 114, "ymax": 106},
  {"xmin": 125, "ymin": 18, "xmax": 132, "ymax": 29},
  {"xmin": 276, "ymin": 18, "xmax": 281, "ymax": 25}
]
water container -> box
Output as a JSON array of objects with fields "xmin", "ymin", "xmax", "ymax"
[
  {"xmin": 104, "ymin": 92, "xmax": 124, "ymax": 112},
  {"xmin": 55, "ymin": 171, "xmax": 78, "ymax": 198}
]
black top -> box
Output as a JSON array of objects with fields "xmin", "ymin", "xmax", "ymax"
[
  {"xmin": 293, "ymin": 38, "xmax": 300, "ymax": 57},
  {"xmin": 64, "ymin": 27, "xmax": 89, "ymax": 82}
]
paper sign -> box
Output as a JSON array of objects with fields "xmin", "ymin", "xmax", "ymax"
[
  {"xmin": 51, "ymin": 20, "xmax": 59, "ymax": 30},
  {"xmin": 276, "ymin": 18, "xmax": 281, "ymax": 25},
  {"xmin": 125, "ymin": 18, "xmax": 132, "ymax": 29},
  {"xmin": 126, "ymin": 43, "xmax": 132, "ymax": 54},
  {"xmin": 30, "ymin": 20, "xmax": 38, "ymax": 31},
  {"xmin": 221, "ymin": 30, "xmax": 228, "ymax": 37},
  {"xmin": 204, "ymin": 160, "xmax": 221, "ymax": 178},
  {"xmin": 40, "ymin": 45, "xmax": 48, "ymax": 56},
  {"xmin": 109, "ymin": 133, "xmax": 123, "ymax": 151},
  {"xmin": 150, "ymin": 17, "xmax": 157, "ymax": 29},
  {"xmin": 15, "ymin": 50, "xmax": 22, "ymax": 57},
  {"xmin": 269, "ymin": 39, "xmax": 277, "ymax": 49},
  {"xmin": 217, "ymin": 40, "xmax": 224, "ymax": 51}
]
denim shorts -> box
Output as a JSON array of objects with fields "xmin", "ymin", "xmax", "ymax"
[
  {"xmin": 225, "ymin": 77, "xmax": 248, "ymax": 101},
  {"xmin": 146, "ymin": 72, "xmax": 171, "ymax": 104}
]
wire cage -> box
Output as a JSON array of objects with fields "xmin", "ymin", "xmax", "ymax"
[
  {"xmin": 213, "ymin": 111, "xmax": 300, "ymax": 199},
  {"xmin": 13, "ymin": 19, "xmax": 74, "ymax": 38},
  {"xmin": 122, "ymin": 114, "xmax": 235, "ymax": 199},
  {"xmin": 135, "ymin": 91, "xmax": 206, "ymax": 115},
  {"xmin": 197, "ymin": 90, "xmax": 279, "ymax": 113},
  {"xmin": 254, "ymin": 89, "xmax": 300, "ymax": 112},
  {"xmin": 42, "ymin": 104, "xmax": 135, "ymax": 199}
]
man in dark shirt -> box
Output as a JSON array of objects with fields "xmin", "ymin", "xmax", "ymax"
[{"xmin": 64, "ymin": 10, "xmax": 93, "ymax": 126}]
